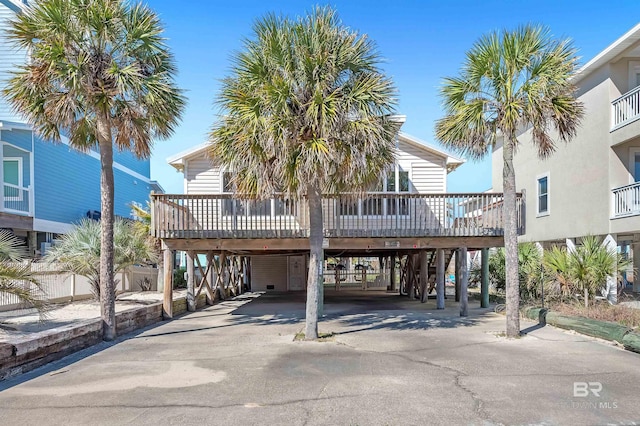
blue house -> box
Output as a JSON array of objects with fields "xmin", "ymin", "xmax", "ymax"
[{"xmin": 0, "ymin": 0, "xmax": 158, "ymax": 256}]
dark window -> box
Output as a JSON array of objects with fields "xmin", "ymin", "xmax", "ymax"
[{"xmin": 537, "ymin": 176, "xmax": 548, "ymax": 214}]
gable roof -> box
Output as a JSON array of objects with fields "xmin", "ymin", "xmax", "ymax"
[
  {"xmin": 167, "ymin": 132, "xmax": 465, "ymax": 173},
  {"xmin": 574, "ymin": 23, "xmax": 640, "ymax": 84}
]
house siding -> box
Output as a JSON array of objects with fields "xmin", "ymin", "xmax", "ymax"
[
  {"xmin": 250, "ymin": 255, "xmax": 289, "ymax": 291},
  {"xmin": 397, "ymin": 139, "xmax": 446, "ymax": 193},
  {"xmin": 185, "ymin": 158, "xmax": 221, "ymax": 194},
  {"xmin": 0, "ymin": 128, "xmax": 31, "ymax": 151},
  {"xmin": 112, "ymin": 149, "xmax": 151, "ymax": 177},
  {"xmin": 0, "ymin": 2, "xmax": 27, "ymax": 124},
  {"xmin": 33, "ymin": 133, "xmax": 152, "ymax": 229},
  {"xmin": 184, "ymin": 141, "xmax": 449, "ymax": 196}
]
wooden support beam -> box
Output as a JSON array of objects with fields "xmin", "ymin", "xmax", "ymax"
[
  {"xmin": 460, "ymin": 247, "xmax": 469, "ymax": 317},
  {"xmin": 454, "ymin": 249, "xmax": 461, "ymax": 302},
  {"xmin": 186, "ymin": 251, "xmax": 196, "ymax": 312},
  {"xmin": 195, "ymin": 253, "xmax": 215, "ymax": 304},
  {"xmin": 436, "ymin": 248, "xmax": 445, "ymax": 309},
  {"xmin": 408, "ymin": 254, "xmax": 416, "ymax": 299},
  {"xmin": 206, "ymin": 252, "xmax": 215, "ymax": 305},
  {"xmin": 419, "ymin": 250, "xmax": 428, "ymax": 303},
  {"xmin": 163, "ymin": 248, "xmax": 173, "ymax": 319},
  {"xmin": 481, "ymin": 248, "xmax": 490, "ymax": 308},
  {"xmin": 218, "ymin": 251, "xmax": 227, "ymax": 300},
  {"xmin": 390, "ymin": 254, "xmax": 396, "ymax": 291}
]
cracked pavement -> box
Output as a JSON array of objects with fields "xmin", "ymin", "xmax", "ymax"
[{"xmin": 0, "ymin": 291, "xmax": 639, "ymax": 425}]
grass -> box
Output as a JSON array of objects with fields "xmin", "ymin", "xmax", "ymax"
[
  {"xmin": 550, "ymin": 302, "xmax": 640, "ymax": 329},
  {"xmin": 294, "ymin": 331, "xmax": 336, "ymax": 342}
]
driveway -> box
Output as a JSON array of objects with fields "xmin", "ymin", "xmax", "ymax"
[{"xmin": 0, "ymin": 291, "xmax": 638, "ymax": 425}]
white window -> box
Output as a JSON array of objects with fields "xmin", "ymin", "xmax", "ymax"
[
  {"xmin": 220, "ymin": 170, "xmax": 292, "ymax": 217},
  {"xmin": 3, "ymin": 158, "xmax": 23, "ymax": 201},
  {"xmin": 537, "ymin": 173, "xmax": 549, "ymax": 216},
  {"xmin": 339, "ymin": 165, "xmax": 411, "ymax": 216}
]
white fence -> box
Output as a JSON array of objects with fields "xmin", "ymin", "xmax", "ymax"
[{"xmin": 0, "ymin": 262, "xmax": 159, "ymax": 312}]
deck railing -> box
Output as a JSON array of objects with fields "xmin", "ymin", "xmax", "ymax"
[
  {"xmin": 612, "ymin": 85, "xmax": 640, "ymax": 130},
  {"xmin": 151, "ymin": 192, "xmax": 524, "ymax": 240},
  {"xmin": 1, "ymin": 182, "xmax": 32, "ymax": 216},
  {"xmin": 612, "ymin": 182, "xmax": 640, "ymax": 217}
]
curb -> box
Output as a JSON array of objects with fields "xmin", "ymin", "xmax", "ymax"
[
  {"xmin": 522, "ymin": 307, "xmax": 640, "ymax": 354},
  {"xmin": 0, "ymin": 293, "xmax": 207, "ymax": 381}
]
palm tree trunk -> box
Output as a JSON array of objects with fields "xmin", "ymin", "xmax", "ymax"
[
  {"xmin": 305, "ymin": 183, "xmax": 323, "ymax": 340},
  {"xmin": 503, "ymin": 135, "xmax": 520, "ymax": 338},
  {"xmin": 97, "ymin": 114, "xmax": 116, "ymax": 341}
]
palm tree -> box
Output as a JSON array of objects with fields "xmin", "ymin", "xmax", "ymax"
[
  {"xmin": 435, "ymin": 25, "xmax": 583, "ymax": 337},
  {"xmin": 0, "ymin": 231, "xmax": 47, "ymax": 315},
  {"xmin": 544, "ymin": 236, "xmax": 631, "ymax": 307},
  {"xmin": 210, "ymin": 6, "xmax": 398, "ymax": 339},
  {"xmin": 45, "ymin": 218, "xmax": 157, "ymax": 299},
  {"xmin": 4, "ymin": 0, "xmax": 185, "ymax": 340}
]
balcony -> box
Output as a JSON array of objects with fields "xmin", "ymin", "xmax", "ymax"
[
  {"xmin": 612, "ymin": 182, "xmax": 640, "ymax": 218},
  {"xmin": 151, "ymin": 192, "xmax": 524, "ymax": 241},
  {"xmin": 1, "ymin": 182, "xmax": 33, "ymax": 216}
]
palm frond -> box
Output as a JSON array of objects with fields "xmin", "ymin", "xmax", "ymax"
[{"xmin": 210, "ymin": 6, "xmax": 398, "ymax": 199}]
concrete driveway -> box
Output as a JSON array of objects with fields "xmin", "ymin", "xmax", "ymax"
[{"xmin": 0, "ymin": 291, "xmax": 639, "ymax": 425}]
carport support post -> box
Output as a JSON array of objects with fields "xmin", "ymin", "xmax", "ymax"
[
  {"xmin": 162, "ymin": 247, "xmax": 173, "ymax": 319},
  {"xmin": 481, "ymin": 248, "xmax": 490, "ymax": 308},
  {"xmin": 460, "ymin": 247, "xmax": 468, "ymax": 317},
  {"xmin": 186, "ymin": 251, "xmax": 196, "ymax": 312},
  {"xmin": 436, "ymin": 248, "xmax": 445, "ymax": 309},
  {"xmin": 454, "ymin": 249, "xmax": 461, "ymax": 302},
  {"xmin": 219, "ymin": 251, "xmax": 227, "ymax": 300},
  {"xmin": 390, "ymin": 254, "xmax": 396, "ymax": 291},
  {"xmin": 419, "ymin": 250, "xmax": 428, "ymax": 303},
  {"xmin": 206, "ymin": 252, "xmax": 215, "ymax": 305}
]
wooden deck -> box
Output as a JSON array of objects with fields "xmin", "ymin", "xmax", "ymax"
[{"xmin": 151, "ymin": 192, "xmax": 524, "ymax": 251}]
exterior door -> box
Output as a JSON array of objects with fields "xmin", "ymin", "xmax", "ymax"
[{"xmin": 288, "ymin": 255, "xmax": 305, "ymax": 291}]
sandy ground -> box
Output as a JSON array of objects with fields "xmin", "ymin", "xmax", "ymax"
[{"xmin": 0, "ymin": 290, "xmax": 186, "ymax": 341}]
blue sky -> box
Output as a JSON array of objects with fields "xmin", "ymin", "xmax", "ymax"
[{"xmin": 148, "ymin": 0, "xmax": 640, "ymax": 194}]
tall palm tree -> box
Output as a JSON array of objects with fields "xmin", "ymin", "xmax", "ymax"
[
  {"xmin": 0, "ymin": 230, "xmax": 47, "ymax": 315},
  {"xmin": 3, "ymin": 0, "xmax": 185, "ymax": 340},
  {"xmin": 435, "ymin": 25, "xmax": 583, "ymax": 337},
  {"xmin": 211, "ymin": 6, "xmax": 398, "ymax": 339}
]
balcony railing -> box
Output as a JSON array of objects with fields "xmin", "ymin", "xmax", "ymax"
[
  {"xmin": 151, "ymin": 192, "xmax": 524, "ymax": 240},
  {"xmin": 1, "ymin": 182, "xmax": 32, "ymax": 216},
  {"xmin": 612, "ymin": 182, "xmax": 640, "ymax": 217},
  {"xmin": 612, "ymin": 85, "xmax": 640, "ymax": 130}
]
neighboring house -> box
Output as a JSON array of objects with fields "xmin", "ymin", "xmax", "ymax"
[
  {"xmin": 491, "ymin": 23, "xmax": 640, "ymax": 292},
  {"xmin": 0, "ymin": 0, "xmax": 155, "ymax": 255},
  {"xmin": 153, "ymin": 125, "xmax": 523, "ymax": 298}
]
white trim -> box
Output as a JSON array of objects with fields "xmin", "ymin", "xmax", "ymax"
[
  {"xmin": 629, "ymin": 147, "xmax": 640, "ymax": 184},
  {"xmin": 2, "ymin": 157, "xmax": 24, "ymax": 204},
  {"xmin": 574, "ymin": 23, "xmax": 640, "ymax": 84},
  {"xmin": 58, "ymin": 135, "xmax": 151, "ymax": 183},
  {"xmin": 536, "ymin": 172, "xmax": 550, "ymax": 217},
  {"xmin": 32, "ymin": 218, "xmax": 74, "ymax": 234},
  {"xmin": 628, "ymin": 61, "xmax": 640, "ymax": 92}
]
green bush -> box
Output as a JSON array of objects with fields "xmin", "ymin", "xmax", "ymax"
[{"xmin": 173, "ymin": 267, "xmax": 187, "ymax": 289}]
